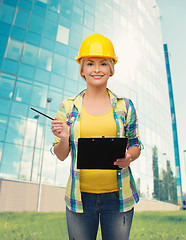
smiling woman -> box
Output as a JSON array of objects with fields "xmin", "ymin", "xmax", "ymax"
[{"xmin": 51, "ymin": 33, "xmax": 143, "ymax": 240}]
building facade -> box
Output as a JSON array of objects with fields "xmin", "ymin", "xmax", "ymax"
[{"xmin": 0, "ymin": 0, "xmax": 180, "ymax": 209}]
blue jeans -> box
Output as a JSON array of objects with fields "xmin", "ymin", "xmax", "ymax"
[{"xmin": 66, "ymin": 191, "xmax": 134, "ymax": 240}]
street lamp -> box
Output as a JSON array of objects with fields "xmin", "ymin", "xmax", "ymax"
[
  {"xmin": 37, "ymin": 98, "xmax": 52, "ymax": 212},
  {"xmin": 30, "ymin": 115, "xmax": 39, "ymax": 182}
]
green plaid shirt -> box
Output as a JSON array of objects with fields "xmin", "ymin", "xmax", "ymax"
[{"xmin": 53, "ymin": 89, "xmax": 143, "ymax": 213}]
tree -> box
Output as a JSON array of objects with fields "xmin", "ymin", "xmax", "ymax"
[{"xmin": 152, "ymin": 146, "xmax": 159, "ymax": 200}]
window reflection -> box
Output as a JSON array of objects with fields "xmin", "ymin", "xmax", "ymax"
[
  {"xmin": 22, "ymin": 43, "xmax": 39, "ymax": 66},
  {"xmin": 48, "ymin": 86, "xmax": 63, "ymax": 112},
  {"xmin": 31, "ymin": 82, "xmax": 48, "ymax": 108},
  {"xmin": 46, "ymin": 8, "xmax": 59, "ymax": 22},
  {"xmin": 52, "ymin": 53, "xmax": 66, "ymax": 75},
  {"xmin": 50, "ymin": 73, "xmax": 65, "ymax": 89},
  {"xmin": 13, "ymin": 78, "xmax": 32, "ymax": 104},
  {"xmin": 0, "ymin": 98, "xmax": 11, "ymax": 115},
  {"xmin": 0, "ymin": 115, "xmax": 8, "ymax": 142},
  {"xmin": 0, "ymin": 73, "xmax": 16, "ymax": 99},
  {"xmin": 0, "ymin": 143, "xmax": 22, "ymax": 179},
  {"xmin": 66, "ymin": 58, "xmax": 79, "ymax": 81},
  {"xmin": 43, "ymin": 19, "xmax": 58, "ymax": 39},
  {"xmin": 0, "ymin": 3, "xmax": 16, "ymax": 24},
  {"xmin": 10, "ymin": 26, "xmax": 26, "ymax": 41},
  {"xmin": 26, "ymin": 31, "xmax": 41, "ymax": 46},
  {"xmin": 18, "ymin": 0, "xmax": 32, "ymax": 11},
  {"xmin": 10, "ymin": 101, "xmax": 28, "ymax": 118},
  {"xmin": 84, "ymin": 12, "xmax": 94, "ymax": 29},
  {"xmin": 14, "ymin": 8, "xmax": 30, "ymax": 29},
  {"xmin": 64, "ymin": 78, "xmax": 78, "ymax": 94},
  {"xmin": 35, "ymin": 68, "xmax": 50, "ymax": 84},
  {"xmin": 0, "ymin": 35, "xmax": 8, "ymax": 57},
  {"xmin": 37, "ymin": 48, "xmax": 52, "ymax": 71},
  {"xmin": 5, "ymin": 117, "xmax": 26, "ymax": 145},
  {"xmin": 19, "ymin": 146, "xmax": 33, "ymax": 181},
  {"xmin": 42, "ymin": 150, "xmax": 55, "ymax": 184},
  {"xmin": 56, "ymin": 25, "xmax": 69, "ymax": 45},
  {"xmin": 18, "ymin": 63, "xmax": 35, "ymax": 79},
  {"xmin": 32, "ymin": 3, "xmax": 46, "ymax": 17},
  {"xmin": 40, "ymin": 36, "xmax": 55, "ymax": 51},
  {"xmin": 2, "ymin": 58, "xmax": 19, "ymax": 75},
  {"xmin": 28, "ymin": 14, "xmax": 44, "ymax": 34}
]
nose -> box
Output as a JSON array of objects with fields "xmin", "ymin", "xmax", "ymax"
[{"xmin": 94, "ymin": 64, "xmax": 100, "ymax": 73}]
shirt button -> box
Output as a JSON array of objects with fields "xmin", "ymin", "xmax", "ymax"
[
  {"xmin": 120, "ymin": 187, "xmax": 122, "ymax": 190},
  {"xmin": 118, "ymin": 172, "xmax": 121, "ymax": 175}
]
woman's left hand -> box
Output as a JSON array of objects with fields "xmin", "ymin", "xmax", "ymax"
[{"xmin": 114, "ymin": 153, "xmax": 132, "ymax": 169}]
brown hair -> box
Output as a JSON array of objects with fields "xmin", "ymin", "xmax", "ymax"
[{"xmin": 79, "ymin": 58, "xmax": 115, "ymax": 80}]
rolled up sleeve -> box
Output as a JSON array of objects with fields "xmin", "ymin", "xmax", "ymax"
[{"xmin": 125, "ymin": 99, "xmax": 144, "ymax": 150}]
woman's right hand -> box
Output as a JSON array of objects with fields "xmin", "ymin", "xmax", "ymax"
[{"xmin": 51, "ymin": 118, "xmax": 69, "ymax": 139}]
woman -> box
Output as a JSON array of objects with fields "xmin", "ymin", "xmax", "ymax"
[{"xmin": 51, "ymin": 33, "xmax": 143, "ymax": 240}]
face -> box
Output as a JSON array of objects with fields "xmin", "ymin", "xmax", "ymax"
[{"xmin": 81, "ymin": 57, "xmax": 111, "ymax": 87}]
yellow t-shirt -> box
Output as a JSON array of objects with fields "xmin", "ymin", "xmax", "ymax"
[{"xmin": 80, "ymin": 106, "xmax": 118, "ymax": 193}]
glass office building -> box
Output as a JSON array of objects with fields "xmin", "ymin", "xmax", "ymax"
[{"xmin": 0, "ymin": 0, "xmax": 180, "ymax": 205}]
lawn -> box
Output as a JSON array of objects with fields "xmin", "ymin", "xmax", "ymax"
[{"xmin": 0, "ymin": 211, "xmax": 185, "ymax": 240}]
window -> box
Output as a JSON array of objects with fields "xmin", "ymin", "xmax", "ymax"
[
  {"xmin": 48, "ymin": 86, "xmax": 63, "ymax": 112},
  {"xmin": 32, "ymin": 3, "xmax": 46, "ymax": 17},
  {"xmin": 52, "ymin": 53, "xmax": 66, "ymax": 76},
  {"xmin": 10, "ymin": 101, "xmax": 28, "ymax": 118},
  {"xmin": 22, "ymin": 43, "xmax": 39, "ymax": 66},
  {"xmin": 55, "ymin": 42, "xmax": 68, "ymax": 56},
  {"xmin": 50, "ymin": 73, "xmax": 65, "ymax": 89},
  {"xmin": 69, "ymin": 30, "xmax": 82, "ymax": 49},
  {"xmin": 0, "ymin": 3, "xmax": 16, "ymax": 24},
  {"xmin": 0, "ymin": 34, "xmax": 8, "ymax": 58},
  {"xmin": 0, "ymin": 22, "xmax": 11, "ymax": 36},
  {"xmin": 5, "ymin": 117, "xmax": 26, "ymax": 145},
  {"xmin": 13, "ymin": 77, "xmax": 32, "ymax": 104},
  {"xmin": 18, "ymin": 0, "xmax": 33, "ymax": 11},
  {"xmin": 0, "ymin": 73, "xmax": 16, "ymax": 99},
  {"xmin": 28, "ymin": 14, "xmax": 44, "ymax": 34},
  {"xmin": 64, "ymin": 78, "xmax": 78, "ymax": 94},
  {"xmin": 66, "ymin": 58, "xmax": 79, "ymax": 81},
  {"xmin": 18, "ymin": 63, "xmax": 35, "ymax": 79},
  {"xmin": 0, "ymin": 115, "xmax": 8, "ymax": 142},
  {"xmin": 2, "ymin": 58, "xmax": 19, "ymax": 75},
  {"xmin": 0, "ymin": 143, "xmax": 22, "ymax": 179},
  {"xmin": 35, "ymin": 68, "xmax": 50, "ymax": 84},
  {"xmin": 30, "ymin": 82, "xmax": 48, "ymax": 108},
  {"xmin": 56, "ymin": 25, "xmax": 69, "ymax": 45},
  {"xmin": 6, "ymin": 39, "xmax": 23, "ymax": 61},
  {"xmin": 84, "ymin": 12, "xmax": 94, "ymax": 30},
  {"xmin": 18, "ymin": 146, "xmax": 33, "ymax": 181},
  {"xmin": 37, "ymin": 49, "xmax": 52, "ymax": 71},
  {"xmin": 26, "ymin": 31, "xmax": 41, "ymax": 46},
  {"xmin": 46, "ymin": 9, "xmax": 59, "ymax": 23},
  {"xmin": 43, "ymin": 20, "xmax": 58, "ymax": 39},
  {"xmin": 10, "ymin": 26, "xmax": 26, "ymax": 41},
  {"xmin": 0, "ymin": 98, "xmax": 11, "ymax": 115},
  {"xmin": 14, "ymin": 8, "xmax": 30, "ymax": 29},
  {"xmin": 40, "ymin": 37, "xmax": 55, "ymax": 51}
]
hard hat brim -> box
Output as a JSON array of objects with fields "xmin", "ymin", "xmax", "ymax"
[{"xmin": 75, "ymin": 56, "xmax": 118, "ymax": 64}]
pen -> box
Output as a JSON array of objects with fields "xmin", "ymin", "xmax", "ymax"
[{"xmin": 30, "ymin": 107, "xmax": 54, "ymax": 120}]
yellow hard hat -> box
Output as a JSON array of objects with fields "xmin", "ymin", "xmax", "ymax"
[{"xmin": 75, "ymin": 33, "xmax": 118, "ymax": 64}]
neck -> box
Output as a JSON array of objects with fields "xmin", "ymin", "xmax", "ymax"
[{"xmin": 85, "ymin": 86, "xmax": 109, "ymax": 99}]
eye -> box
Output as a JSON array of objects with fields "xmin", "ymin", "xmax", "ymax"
[
  {"xmin": 101, "ymin": 62, "xmax": 108, "ymax": 66},
  {"xmin": 87, "ymin": 62, "xmax": 93, "ymax": 66}
]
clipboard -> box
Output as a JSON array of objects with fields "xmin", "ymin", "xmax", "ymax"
[{"xmin": 77, "ymin": 137, "xmax": 128, "ymax": 170}]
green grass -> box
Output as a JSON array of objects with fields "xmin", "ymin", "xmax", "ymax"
[{"xmin": 0, "ymin": 211, "xmax": 185, "ymax": 240}]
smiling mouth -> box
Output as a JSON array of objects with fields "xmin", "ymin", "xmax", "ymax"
[{"xmin": 91, "ymin": 75, "xmax": 104, "ymax": 79}]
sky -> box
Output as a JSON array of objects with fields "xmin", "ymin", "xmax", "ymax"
[{"xmin": 156, "ymin": 0, "xmax": 186, "ymax": 193}]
